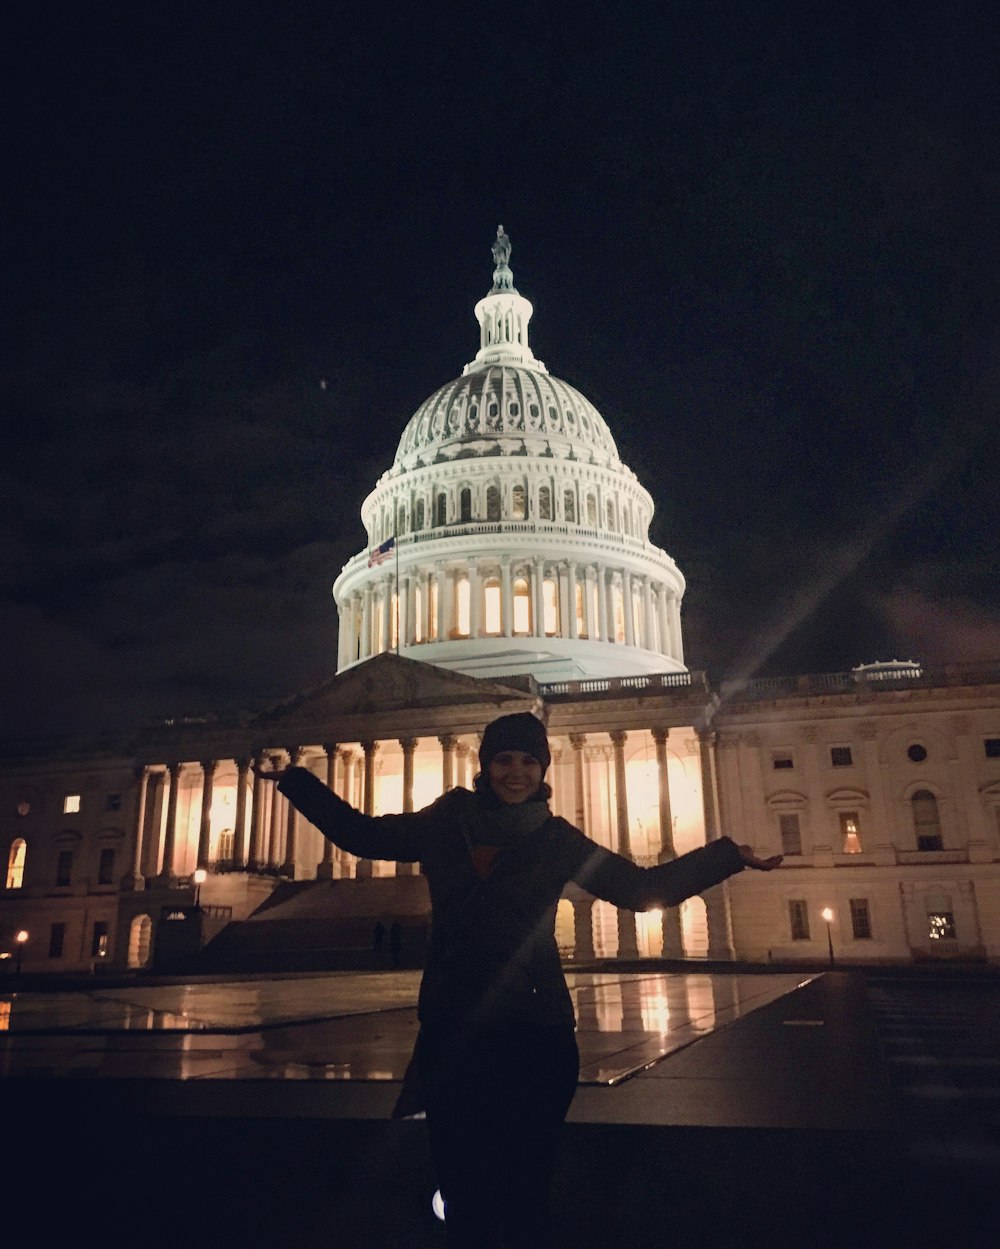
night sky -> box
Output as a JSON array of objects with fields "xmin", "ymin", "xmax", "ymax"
[{"xmin": 5, "ymin": 1, "xmax": 1000, "ymax": 738}]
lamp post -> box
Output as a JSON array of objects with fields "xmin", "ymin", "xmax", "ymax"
[
  {"xmin": 193, "ymin": 868, "xmax": 207, "ymax": 909},
  {"xmin": 15, "ymin": 929, "xmax": 28, "ymax": 976},
  {"xmin": 821, "ymin": 907, "xmax": 835, "ymax": 965}
]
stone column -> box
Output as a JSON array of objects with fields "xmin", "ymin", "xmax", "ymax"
[
  {"xmin": 382, "ymin": 577, "xmax": 393, "ymax": 652},
  {"xmin": 643, "ymin": 576, "xmax": 655, "ymax": 651},
  {"xmin": 397, "ymin": 738, "xmax": 419, "ymax": 876},
  {"xmin": 361, "ymin": 585, "xmax": 373, "ymax": 658},
  {"xmin": 609, "ymin": 730, "xmax": 638, "ymax": 959},
  {"xmin": 622, "ymin": 571, "xmax": 635, "ymax": 646},
  {"xmin": 699, "ymin": 729, "xmax": 735, "ymax": 960},
  {"xmin": 597, "ymin": 565, "xmax": 609, "ymax": 642},
  {"xmin": 356, "ymin": 741, "xmax": 379, "ymax": 878},
  {"xmin": 566, "ymin": 562, "xmax": 578, "ymax": 638},
  {"xmin": 570, "ymin": 733, "xmax": 588, "ymax": 832},
  {"xmin": 266, "ymin": 754, "xmax": 284, "ymax": 868},
  {"xmin": 231, "ymin": 757, "xmax": 251, "ymax": 868},
  {"xmin": 582, "ymin": 567, "xmax": 595, "ymax": 640},
  {"xmin": 196, "ymin": 759, "xmax": 217, "ymax": 869},
  {"xmin": 121, "ymin": 765, "xmax": 150, "ymax": 889},
  {"xmin": 435, "ymin": 567, "xmax": 446, "ymax": 639},
  {"xmin": 456, "ymin": 741, "xmax": 471, "ymax": 789},
  {"xmin": 533, "ymin": 559, "xmax": 546, "ymax": 637},
  {"xmin": 159, "ymin": 762, "xmax": 182, "ymax": 883},
  {"xmin": 572, "ymin": 897, "xmax": 596, "ymax": 961},
  {"xmin": 339, "ymin": 749, "xmax": 357, "ymax": 878},
  {"xmin": 652, "ymin": 729, "xmax": 684, "ymax": 956},
  {"xmin": 657, "ymin": 584, "xmax": 670, "ymax": 656},
  {"xmin": 282, "ymin": 747, "xmax": 304, "ymax": 876},
  {"xmin": 440, "ymin": 734, "xmax": 457, "ymax": 793},
  {"xmin": 315, "ymin": 745, "xmax": 337, "ymax": 879},
  {"xmin": 442, "ymin": 568, "xmax": 455, "ymax": 640},
  {"xmin": 248, "ymin": 755, "xmax": 266, "ymax": 867}
]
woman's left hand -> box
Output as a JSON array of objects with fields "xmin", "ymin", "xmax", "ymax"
[{"xmin": 737, "ymin": 845, "xmax": 783, "ymax": 871}]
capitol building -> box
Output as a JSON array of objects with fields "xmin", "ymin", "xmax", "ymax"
[{"xmin": 2, "ymin": 229, "xmax": 1000, "ymax": 975}]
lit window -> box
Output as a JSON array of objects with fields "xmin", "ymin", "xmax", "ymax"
[
  {"xmin": 91, "ymin": 921, "xmax": 109, "ymax": 958},
  {"xmin": 512, "ymin": 578, "xmax": 531, "ymax": 634},
  {"xmin": 779, "ymin": 814, "xmax": 802, "ymax": 856},
  {"xmin": 390, "ymin": 590, "xmax": 400, "ymax": 647},
  {"xmin": 830, "ymin": 746, "xmax": 853, "ymax": 767},
  {"xmin": 543, "ymin": 578, "xmax": 559, "ymax": 635},
  {"xmin": 612, "ymin": 584, "xmax": 625, "ymax": 643},
  {"xmin": 428, "ymin": 579, "xmax": 439, "ymax": 640},
  {"xmin": 849, "ymin": 899, "xmax": 872, "ymax": 940},
  {"xmin": 414, "ymin": 583, "xmax": 424, "ymax": 642},
  {"xmin": 928, "ymin": 912, "xmax": 956, "ymax": 941},
  {"xmin": 575, "ymin": 582, "xmax": 586, "ymax": 638},
  {"xmin": 484, "ymin": 579, "xmax": 502, "ymax": 633},
  {"xmin": 840, "ymin": 812, "xmax": 862, "ymax": 854},
  {"xmin": 5, "ymin": 839, "xmax": 26, "ymax": 890},
  {"xmin": 789, "ymin": 900, "xmax": 810, "ymax": 941},
  {"xmin": 456, "ymin": 577, "xmax": 470, "ymax": 636},
  {"xmin": 63, "ymin": 794, "xmax": 81, "ymax": 814}
]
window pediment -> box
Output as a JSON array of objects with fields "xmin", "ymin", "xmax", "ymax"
[{"xmin": 826, "ymin": 787, "xmax": 869, "ymax": 808}]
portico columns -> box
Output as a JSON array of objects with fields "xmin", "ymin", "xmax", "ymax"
[
  {"xmin": 248, "ymin": 754, "xmax": 266, "ymax": 866},
  {"xmin": 657, "ymin": 584, "xmax": 670, "ymax": 658},
  {"xmin": 469, "ymin": 565, "xmax": 481, "ymax": 637},
  {"xmin": 610, "ymin": 730, "xmax": 639, "ymax": 958},
  {"xmin": 651, "ymin": 729, "xmax": 684, "ymax": 956},
  {"xmin": 440, "ymin": 734, "xmax": 457, "ymax": 793},
  {"xmin": 571, "ymin": 898, "xmax": 596, "ymax": 961},
  {"xmin": 533, "ymin": 559, "xmax": 545, "ymax": 637},
  {"xmin": 196, "ymin": 759, "xmax": 217, "ymax": 869},
  {"xmin": 699, "ymin": 729, "xmax": 735, "ymax": 960},
  {"xmin": 500, "ymin": 561, "xmax": 512, "ymax": 636},
  {"xmin": 570, "ymin": 733, "xmax": 587, "ymax": 832},
  {"xmin": 316, "ymin": 745, "xmax": 337, "ymax": 879},
  {"xmin": 232, "ymin": 757, "xmax": 250, "ymax": 868},
  {"xmin": 398, "ymin": 738, "xmax": 419, "ymax": 876},
  {"xmin": 339, "ymin": 749, "xmax": 357, "ymax": 877},
  {"xmin": 622, "ymin": 572, "xmax": 635, "ymax": 646},
  {"xmin": 596, "ymin": 565, "xmax": 608, "ymax": 642},
  {"xmin": 159, "ymin": 762, "xmax": 182, "ymax": 883},
  {"xmin": 282, "ymin": 747, "xmax": 304, "ymax": 876},
  {"xmin": 267, "ymin": 754, "xmax": 283, "ymax": 868},
  {"xmin": 356, "ymin": 741, "xmax": 379, "ymax": 877}
]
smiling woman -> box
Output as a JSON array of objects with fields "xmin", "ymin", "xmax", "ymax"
[{"xmin": 253, "ymin": 710, "xmax": 780, "ymax": 1246}]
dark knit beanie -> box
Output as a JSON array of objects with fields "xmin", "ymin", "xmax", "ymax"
[{"xmin": 478, "ymin": 712, "xmax": 551, "ymax": 774}]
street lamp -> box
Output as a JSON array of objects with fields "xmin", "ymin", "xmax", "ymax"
[
  {"xmin": 15, "ymin": 929, "xmax": 28, "ymax": 976},
  {"xmin": 193, "ymin": 868, "xmax": 207, "ymax": 909},
  {"xmin": 821, "ymin": 908, "xmax": 835, "ymax": 964}
]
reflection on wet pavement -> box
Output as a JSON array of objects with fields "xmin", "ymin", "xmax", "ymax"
[{"xmin": 0, "ymin": 971, "xmax": 811, "ymax": 1086}]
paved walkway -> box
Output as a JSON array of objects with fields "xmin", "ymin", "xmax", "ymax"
[{"xmin": 2, "ymin": 966, "xmax": 996, "ymax": 1247}]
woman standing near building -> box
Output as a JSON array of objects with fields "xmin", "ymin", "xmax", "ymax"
[{"xmin": 253, "ymin": 711, "xmax": 781, "ymax": 1249}]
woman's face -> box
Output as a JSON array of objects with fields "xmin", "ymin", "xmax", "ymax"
[{"xmin": 487, "ymin": 751, "xmax": 544, "ymax": 804}]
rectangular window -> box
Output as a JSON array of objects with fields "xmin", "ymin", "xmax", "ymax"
[
  {"xmin": 49, "ymin": 923, "xmax": 66, "ymax": 959},
  {"xmin": 928, "ymin": 912, "xmax": 956, "ymax": 941},
  {"xmin": 985, "ymin": 738, "xmax": 1000, "ymax": 759},
  {"xmin": 772, "ymin": 753, "xmax": 794, "ymax": 770},
  {"xmin": 105, "ymin": 793, "xmax": 122, "ymax": 812},
  {"xmin": 789, "ymin": 900, "xmax": 810, "ymax": 941},
  {"xmin": 91, "ymin": 921, "xmax": 109, "ymax": 958},
  {"xmin": 778, "ymin": 813, "xmax": 802, "ymax": 856},
  {"xmin": 849, "ymin": 898, "xmax": 872, "ymax": 940},
  {"xmin": 55, "ymin": 850, "xmax": 73, "ymax": 887},
  {"xmin": 63, "ymin": 794, "xmax": 81, "ymax": 814},
  {"xmin": 840, "ymin": 812, "xmax": 862, "ymax": 854},
  {"xmin": 98, "ymin": 848, "xmax": 115, "ymax": 885},
  {"xmin": 917, "ymin": 834, "xmax": 943, "ymax": 852},
  {"xmin": 830, "ymin": 746, "xmax": 853, "ymax": 767}
]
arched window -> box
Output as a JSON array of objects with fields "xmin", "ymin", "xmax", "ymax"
[
  {"xmin": 396, "ymin": 503, "xmax": 406, "ymax": 536},
  {"xmin": 912, "ymin": 790, "xmax": 943, "ymax": 851},
  {"xmin": 456, "ymin": 577, "xmax": 470, "ymax": 637},
  {"xmin": 414, "ymin": 583, "xmax": 425, "ymax": 642},
  {"xmin": 586, "ymin": 494, "xmax": 597, "ymax": 526},
  {"xmin": 563, "ymin": 489, "xmax": 576, "ymax": 523},
  {"xmin": 486, "ymin": 485, "xmax": 501, "ymax": 521},
  {"xmin": 606, "ymin": 500, "xmax": 616, "ymax": 530},
  {"xmin": 513, "ymin": 577, "xmax": 531, "ymax": 634},
  {"xmin": 429, "ymin": 578, "xmax": 439, "ymax": 641},
  {"xmin": 6, "ymin": 838, "xmax": 26, "ymax": 889},
  {"xmin": 543, "ymin": 578, "xmax": 559, "ymax": 635},
  {"xmin": 460, "ymin": 488, "xmax": 472, "ymax": 522},
  {"xmin": 128, "ymin": 914, "xmax": 153, "ymax": 970},
  {"xmin": 538, "ymin": 486, "xmax": 552, "ymax": 520},
  {"xmin": 512, "ymin": 484, "xmax": 526, "ymax": 519},
  {"xmin": 575, "ymin": 582, "xmax": 586, "ymax": 638},
  {"xmin": 415, "ymin": 498, "xmax": 425, "ymax": 530},
  {"xmin": 484, "ymin": 579, "xmax": 502, "ymax": 634},
  {"xmin": 435, "ymin": 492, "xmax": 447, "ymax": 526}
]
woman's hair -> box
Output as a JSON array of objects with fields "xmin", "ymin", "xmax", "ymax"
[{"xmin": 473, "ymin": 771, "xmax": 552, "ymax": 807}]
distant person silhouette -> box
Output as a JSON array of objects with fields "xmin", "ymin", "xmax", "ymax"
[{"xmin": 254, "ymin": 712, "xmax": 780, "ymax": 1248}]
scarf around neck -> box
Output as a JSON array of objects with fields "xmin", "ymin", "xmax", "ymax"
[{"xmin": 467, "ymin": 796, "xmax": 551, "ymax": 848}]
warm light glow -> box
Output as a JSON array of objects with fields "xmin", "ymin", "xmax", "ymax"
[
  {"xmin": 5, "ymin": 838, "xmax": 25, "ymax": 889},
  {"xmin": 821, "ymin": 908, "xmax": 834, "ymax": 922},
  {"xmin": 63, "ymin": 794, "xmax": 81, "ymax": 814},
  {"xmin": 15, "ymin": 930, "xmax": 28, "ymax": 944},
  {"xmin": 456, "ymin": 577, "xmax": 470, "ymax": 635},
  {"xmin": 193, "ymin": 869, "xmax": 207, "ymax": 885},
  {"xmin": 512, "ymin": 577, "xmax": 530, "ymax": 633},
  {"xmin": 484, "ymin": 580, "xmax": 502, "ymax": 632},
  {"xmin": 543, "ymin": 578, "xmax": 558, "ymax": 634}
]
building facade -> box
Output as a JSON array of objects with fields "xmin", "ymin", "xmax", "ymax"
[{"xmin": 3, "ymin": 232, "xmax": 999, "ymax": 975}]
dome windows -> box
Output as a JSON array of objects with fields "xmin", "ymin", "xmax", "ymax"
[
  {"xmin": 564, "ymin": 489, "xmax": 576, "ymax": 523},
  {"xmin": 486, "ymin": 485, "xmax": 501, "ymax": 521},
  {"xmin": 538, "ymin": 486, "xmax": 552, "ymax": 520},
  {"xmin": 512, "ymin": 484, "xmax": 526, "ymax": 520}
]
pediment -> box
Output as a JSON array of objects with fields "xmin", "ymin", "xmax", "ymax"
[{"xmin": 254, "ymin": 653, "xmax": 540, "ymax": 729}]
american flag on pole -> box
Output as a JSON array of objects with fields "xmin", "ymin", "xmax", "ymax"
[{"xmin": 367, "ymin": 537, "xmax": 396, "ymax": 567}]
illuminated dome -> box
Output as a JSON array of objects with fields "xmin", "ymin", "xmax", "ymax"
[{"xmin": 333, "ymin": 227, "xmax": 688, "ymax": 684}]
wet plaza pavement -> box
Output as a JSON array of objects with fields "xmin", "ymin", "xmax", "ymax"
[{"xmin": 2, "ymin": 966, "xmax": 998, "ymax": 1247}]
